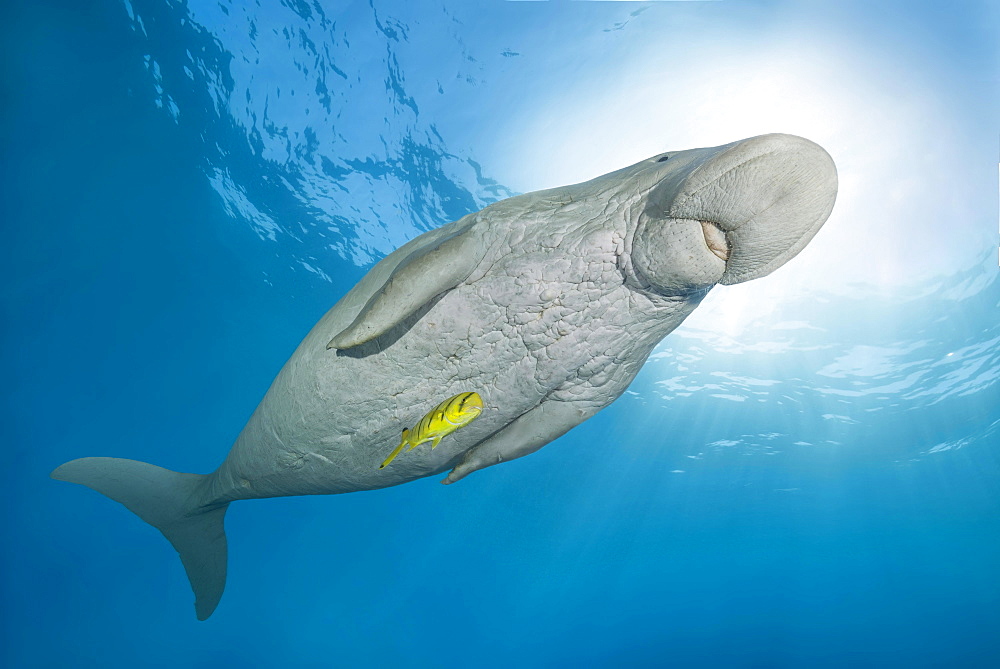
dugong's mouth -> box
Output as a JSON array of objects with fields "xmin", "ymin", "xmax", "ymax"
[{"xmin": 700, "ymin": 220, "xmax": 730, "ymax": 262}]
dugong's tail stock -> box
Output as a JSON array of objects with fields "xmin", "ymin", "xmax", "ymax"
[{"xmin": 51, "ymin": 458, "xmax": 228, "ymax": 620}]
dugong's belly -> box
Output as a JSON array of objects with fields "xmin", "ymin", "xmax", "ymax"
[{"xmin": 208, "ymin": 270, "xmax": 647, "ymax": 502}]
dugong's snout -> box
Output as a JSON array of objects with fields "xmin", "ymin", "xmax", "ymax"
[
  {"xmin": 671, "ymin": 133, "xmax": 838, "ymax": 285},
  {"xmin": 632, "ymin": 134, "xmax": 838, "ymax": 293}
]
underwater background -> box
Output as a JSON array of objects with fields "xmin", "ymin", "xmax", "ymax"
[{"xmin": 2, "ymin": 0, "xmax": 998, "ymax": 666}]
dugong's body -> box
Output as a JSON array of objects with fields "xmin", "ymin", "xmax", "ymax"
[{"xmin": 53, "ymin": 134, "xmax": 838, "ymax": 619}]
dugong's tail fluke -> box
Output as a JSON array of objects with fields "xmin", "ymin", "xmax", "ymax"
[{"xmin": 50, "ymin": 457, "xmax": 229, "ymax": 620}]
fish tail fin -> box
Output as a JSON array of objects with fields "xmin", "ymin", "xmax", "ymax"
[
  {"xmin": 51, "ymin": 457, "xmax": 228, "ymax": 620},
  {"xmin": 379, "ymin": 429, "xmax": 409, "ymax": 469}
]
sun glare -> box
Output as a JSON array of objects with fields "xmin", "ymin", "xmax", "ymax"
[{"xmin": 490, "ymin": 28, "xmax": 980, "ymax": 341}]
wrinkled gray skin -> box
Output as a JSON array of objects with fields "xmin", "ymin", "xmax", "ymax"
[
  {"xmin": 51, "ymin": 133, "xmax": 839, "ymax": 621},
  {"xmin": 202, "ymin": 133, "xmax": 837, "ymax": 505}
]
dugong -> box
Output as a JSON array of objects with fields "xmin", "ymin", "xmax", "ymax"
[{"xmin": 53, "ymin": 133, "xmax": 837, "ymax": 619}]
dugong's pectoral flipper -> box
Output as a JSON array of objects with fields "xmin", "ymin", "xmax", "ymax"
[
  {"xmin": 328, "ymin": 219, "xmax": 486, "ymax": 350},
  {"xmin": 442, "ymin": 400, "xmax": 593, "ymax": 484}
]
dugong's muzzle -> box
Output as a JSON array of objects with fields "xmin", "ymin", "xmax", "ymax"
[{"xmin": 633, "ymin": 134, "xmax": 838, "ymax": 292}]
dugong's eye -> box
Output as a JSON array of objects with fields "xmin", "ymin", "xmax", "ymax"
[{"xmin": 656, "ymin": 155, "xmax": 670, "ymax": 163}]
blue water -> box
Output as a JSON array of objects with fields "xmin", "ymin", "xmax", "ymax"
[{"xmin": 3, "ymin": 1, "xmax": 998, "ymax": 666}]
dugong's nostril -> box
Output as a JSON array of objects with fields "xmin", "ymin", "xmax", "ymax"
[{"xmin": 700, "ymin": 220, "xmax": 729, "ymax": 261}]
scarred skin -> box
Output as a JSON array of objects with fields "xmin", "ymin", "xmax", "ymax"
[
  {"xmin": 201, "ymin": 133, "xmax": 838, "ymax": 506},
  {"xmin": 205, "ymin": 202, "xmax": 693, "ymax": 501}
]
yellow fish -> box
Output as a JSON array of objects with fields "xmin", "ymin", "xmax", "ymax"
[{"xmin": 379, "ymin": 392, "xmax": 484, "ymax": 469}]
